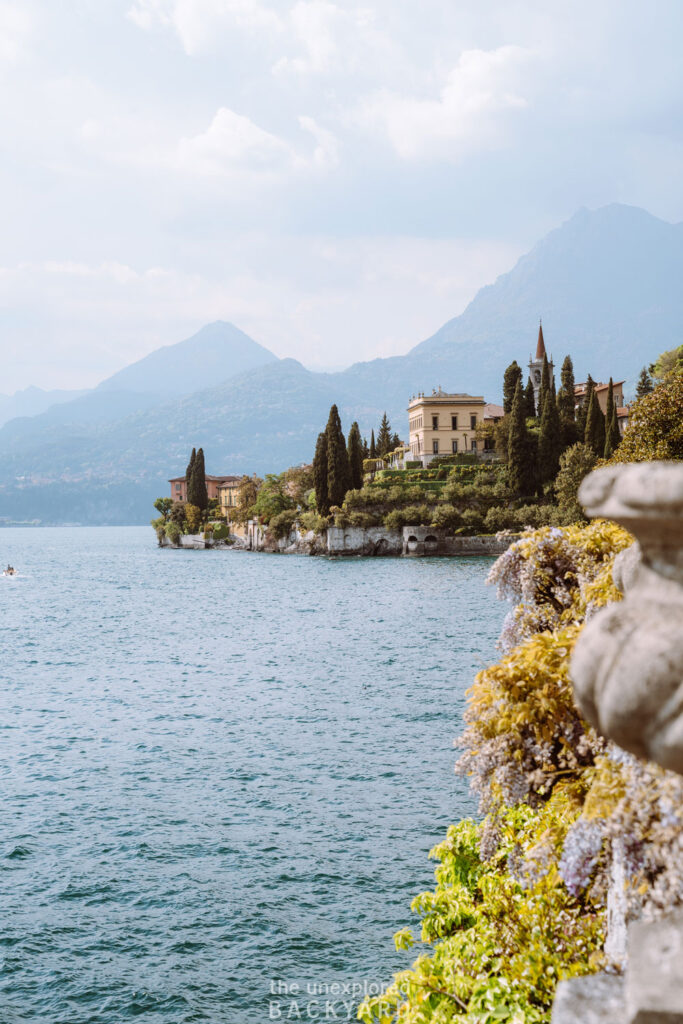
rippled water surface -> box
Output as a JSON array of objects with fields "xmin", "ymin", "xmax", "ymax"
[{"xmin": 0, "ymin": 527, "xmax": 503, "ymax": 1023}]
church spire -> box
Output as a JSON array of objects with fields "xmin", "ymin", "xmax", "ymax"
[{"xmin": 536, "ymin": 320, "xmax": 546, "ymax": 360}]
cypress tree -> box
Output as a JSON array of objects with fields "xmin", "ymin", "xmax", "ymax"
[
  {"xmin": 523, "ymin": 377, "xmax": 536, "ymax": 419},
  {"xmin": 557, "ymin": 355, "xmax": 578, "ymax": 448},
  {"xmin": 503, "ymin": 361, "xmax": 523, "ymax": 414},
  {"xmin": 185, "ymin": 447, "xmax": 196, "ymax": 498},
  {"xmin": 635, "ymin": 366, "xmax": 654, "ymax": 399},
  {"xmin": 361, "ymin": 437, "xmax": 369, "ymax": 459},
  {"xmin": 313, "ymin": 431, "xmax": 329, "ymax": 515},
  {"xmin": 326, "ymin": 404, "xmax": 350, "ymax": 507},
  {"xmin": 191, "ymin": 447, "xmax": 208, "ymax": 511},
  {"xmin": 347, "ymin": 421, "xmax": 364, "ymax": 490},
  {"xmin": 576, "ymin": 374, "xmax": 595, "ymax": 439},
  {"xmin": 584, "ymin": 387, "xmax": 606, "ymax": 457},
  {"xmin": 604, "ymin": 404, "xmax": 621, "ymax": 458},
  {"xmin": 537, "ymin": 379, "xmax": 562, "ymax": 486},
  {"xmin": 507, "ymin": 381, "xmax": 535, "ymax": 497},
  {"xmin": 376, "ymin": 412, "xmax": 392, "ymax": 456},
  {"xmin": 604, "ymin": 378, "xmax": 615, "ymax": 441},
  {"xmin": 369, "ymin": 430, "xmax": 376, "ymax": 458},
  {"xmin": 537, "ymin": 354, "xmax": 551, "ymax": 421},
  {"xmin": 391, "ymin": 432, "xmax": 401, "ymax": 449}
]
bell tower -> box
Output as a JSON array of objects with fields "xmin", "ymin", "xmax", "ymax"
[{"xmin": 528, "ymin": 320, "xmax": 553, "ymax": 409}]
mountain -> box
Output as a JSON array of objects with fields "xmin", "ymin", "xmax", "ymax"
[
  {"xmin": 96, "ymin": 320, "xmax": 277, "ymax": 396},
  {"xmin": 1, "ymin": 204, "xmax": 681, "ymax": 525},
  {"xmin": 0, "ymin": 386, "xmax": 87, "ymax": 428},
  {"xmin": 328, "ymin": 203, "xmax": 683, "ymax": 414},
  {"xmin": 0, "ymin": 321, "xmax": 280, "ymax": 438}
]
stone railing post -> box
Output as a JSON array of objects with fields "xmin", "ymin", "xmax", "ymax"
[{"xmin": 552, "ymin": 461, "xmax": 683, "ymax": 1024}]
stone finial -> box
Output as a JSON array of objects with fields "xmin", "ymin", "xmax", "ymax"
[{"xmin": 570, "ymin": 462, "xmax": 683, "ymax": 775}]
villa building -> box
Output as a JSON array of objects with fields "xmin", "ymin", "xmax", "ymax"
[
  {"xmin": 408, "ymin": 388, "xmax": 487, "ymax": 465},
  {"xmin": 574, "ymin": 379, "xmax": 629, "ymax": 433},
  {"xmin": 169, "ymin": 474, "xmax": 242, "ymax": 515}
]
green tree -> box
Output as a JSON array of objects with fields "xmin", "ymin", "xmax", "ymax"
[
  {"xmin": 635, "ymin": 366, "xmax": 654, "ymax": 399},
  {"xmin": 376, "ymin": 412, "xmax": 393, "ymax": 456},
  {"xmin": 537, "ymin": 354, "xmax": 551, "ymax": 421},
  {"xmin": 153, "ymin": 497, "xmax": 174, "ymax": 520},
  {"xmin": 554, "ymin": 443, "xmax": 597, "ymax": 521},
  {"xmin": 185, "ymin": 503, "xmax": 202, "ymax": 534},
  {"xmin": 603, "ymin": 378, "xmax": 621, "ymax": 458},
  {"xmin": 326, "ymin": 404, "xmax": 350, "ymax": 507},
  {"xmin": 503, "ymin": 361, "xmax": 523, "ymax": 414},
  {"xmin": 537, "ymin": 380, "xmax": 562, "ymax": 487},
  {"xmin": 313, "ymin": 431, "xmax": 330, "ymax": 515},
  {"xmin": 188, "ymin": 447, "xmax": 208, "ymax": 511},
  {"xmin": 185, "ymin": 447, "xmax": 196, "ymax": 496},
  {"xmin": 613, "ymin": 371, "xmax": 683, "ymax": 462},
  {"xmin": 604, "ymin": 404, "xmax": 621, "ymax": 458},
  {"xmin": 576, "ymin": 374, "xmax": 594, "ymax": 441},
  {"xmin": 361, "ymin": 436, "xmax": 369, "ymax": 459},
  {"xmin": 391, "ymin": 432, "xmax": 402, "ymax": 449},
  {"xmin": 557, "ymin": 355, "xmax": 578, "ymax": 448},
  {"xmin": 251, "ymin": 474, "xmax": 295, "ymax": 523},
  {"xmin": 347, "ymin": 421, "xmax": 364, "ymax": 490},
  {"xmin": 507, "ymin": 381, "xmax": 535, "ymax": 497},
  {"xmin": 523, "ymin": 377, "xmax": 536, "ymax": 419},
  {"xmin": 233, "ymin": 474, "xmax": 261, "ymax": 524},
  {"xmin": 584, "ymin": 388, "xmax": 606, "ymax": 458},
  {"xmin": 650, "ymin": 344, "xmax": 683, "ymax": 383},
  {"xmin": 369, "ymin": 429, "xmax": 377, "ymax": 458}
]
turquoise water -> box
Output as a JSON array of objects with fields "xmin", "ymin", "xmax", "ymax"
[{"xmin": 0, "ymin": 527, "xmax": 503, "ymax": 1023}]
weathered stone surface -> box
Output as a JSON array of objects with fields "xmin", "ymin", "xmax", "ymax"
[
  {"xmin": 626, "ymin": 913, "xmax": 683, "ymax": 1023},
  {"xmin": 551, "ymin": 974, "xmax": 626, "ymax": 1024},
  {"xmin": 571, "ymin": 462, "xmax": 683, "ymax": 775}
]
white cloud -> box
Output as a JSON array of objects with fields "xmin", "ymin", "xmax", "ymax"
[
  {"xmin": 127, "ymin": 0, "xmax": 282, "ymax": 55},
  {"xmin": 0, "ymin": 1, "xmax": 32, "ymax": 62},
  {"xmin": 176, "ymin": 107, "xmax": 293, "ymax": 175},
  {"xmin": 272, "ymin": 1, "xmax": 396, "ymax": 77},
  {"xmin": 174, "ymin": 106, "xmax": 339, "ymax": 177},
  {"xmin": 355, "ymin": 45, "xmax": 534, "ymax": 159}
]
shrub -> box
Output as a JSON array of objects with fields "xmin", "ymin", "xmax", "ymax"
[
  {"xmin": 212, "ymin": 523, "xmax": 231, "ymax": 541},
  {"xmin": 611, "ymin": 370, "xmax": 683, "ymax": 462},
  {"xmin": 298, "ymin": 510, "xmax": 329, "ymax": 534},
  {"xmin": 185, "ymin": 503, "xmax": 202, "ymax": 534},
  {"xmin": 165, "ymin": 521, "xmax": 182, "ymax": 546},
  {"xmin": 429, "ymin": 504, "xmax": 462, "ymax": 531},
  {"xmin": 150, "ymin": 516, "xmax": 166, "ymax": 544},
  {"xmin": 269, "ymin": 509, "xmax": 298, "ymax": 540},
  {"xmin": 457, "ymin": 508, "xmax": 485, "ymax": 535}
]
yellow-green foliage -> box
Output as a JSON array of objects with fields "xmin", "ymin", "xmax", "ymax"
[
  {"xmin": 613, "ymin": 370, "xmax": 683, "ymax": 462},
  {"xmin": 359, "ymin": 801, "xmax": 605, "ymax": 1024},
  {"xmin": 360, "ymin": 520, "xmax": 639, "ymax": 1024}
]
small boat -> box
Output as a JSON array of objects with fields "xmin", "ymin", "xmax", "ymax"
[{"xmin": 3, "ymin": 566, "xmax": 17, "ymax": 576}]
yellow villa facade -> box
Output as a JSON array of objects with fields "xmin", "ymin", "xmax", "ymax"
[{"xmin": 408, "ymin": 388, "xmax": 487, "ymax": 465}]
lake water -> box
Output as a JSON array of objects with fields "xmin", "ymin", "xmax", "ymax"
[{"xmin": 0, "ymin": 527, "xmax": 503, "ymax": 1023}]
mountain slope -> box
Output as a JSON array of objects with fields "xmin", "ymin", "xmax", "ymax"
[
  {"xmin": 0, "ymin": 320, "xmax": 280, "ymax": 439},
  {"xmin": 0, "ymin": 386, "xmax": 87, "ymax": 428}
]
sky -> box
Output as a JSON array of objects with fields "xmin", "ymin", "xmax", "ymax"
[{"xmin": 1, "ymin": 0, "xmax": 683, "ymax": 392}]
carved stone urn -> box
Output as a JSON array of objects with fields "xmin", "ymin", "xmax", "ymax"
[{"xmin": 570, "ymin": 462, "xmax": 683, "ymax": 775}]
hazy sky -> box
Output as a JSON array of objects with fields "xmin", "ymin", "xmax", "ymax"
[{"xmin": 2, "ymin": 0, "xmax": 683, "ymax": 391}]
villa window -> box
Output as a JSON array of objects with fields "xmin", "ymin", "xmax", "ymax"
[
  {"xmin": 433, "ymin": 440, "xmax": 439, "ymax": 454},
  {"xmin": 432, "ymin": 415, "xmax": 439, "ymax": 430},
  {"xmin": 452, "ymin": 439, "xmax": 458, "ymax": 453},
  {"xmin": 451, "ymin": 415, "xmax": 458, "ymax": 430},
  {"xmin": 471, "ymin": 439, "xmax": 477, "ymax": 452},
  {"xmin": 175, "ymin": 484, "xmax": 181, "ymax": 492},
  {"xmin": 470, "ymin": 415, "xmax": 477, "ymax": 429}
]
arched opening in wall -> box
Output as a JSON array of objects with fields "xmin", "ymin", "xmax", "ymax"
[
  {"xmin": 407, "ymin": 535, "xmax": 419, "ymax": 552},
  {"xmin": 373, "ymin": 537, "xmax": 388, "ymax": 555},
  {"xmin": 424, "ymin": 535, "xmax": 438, "ymax": 553}
]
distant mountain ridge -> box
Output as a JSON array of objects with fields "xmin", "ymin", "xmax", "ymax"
[{"xmin": 1, "ymin": 203, "xmax": 681, "ymax": 524}]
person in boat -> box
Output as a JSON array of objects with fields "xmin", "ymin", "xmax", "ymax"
[{"xmin": 5, "ymin": 564, "xmax": 14, "ymax": 574}]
